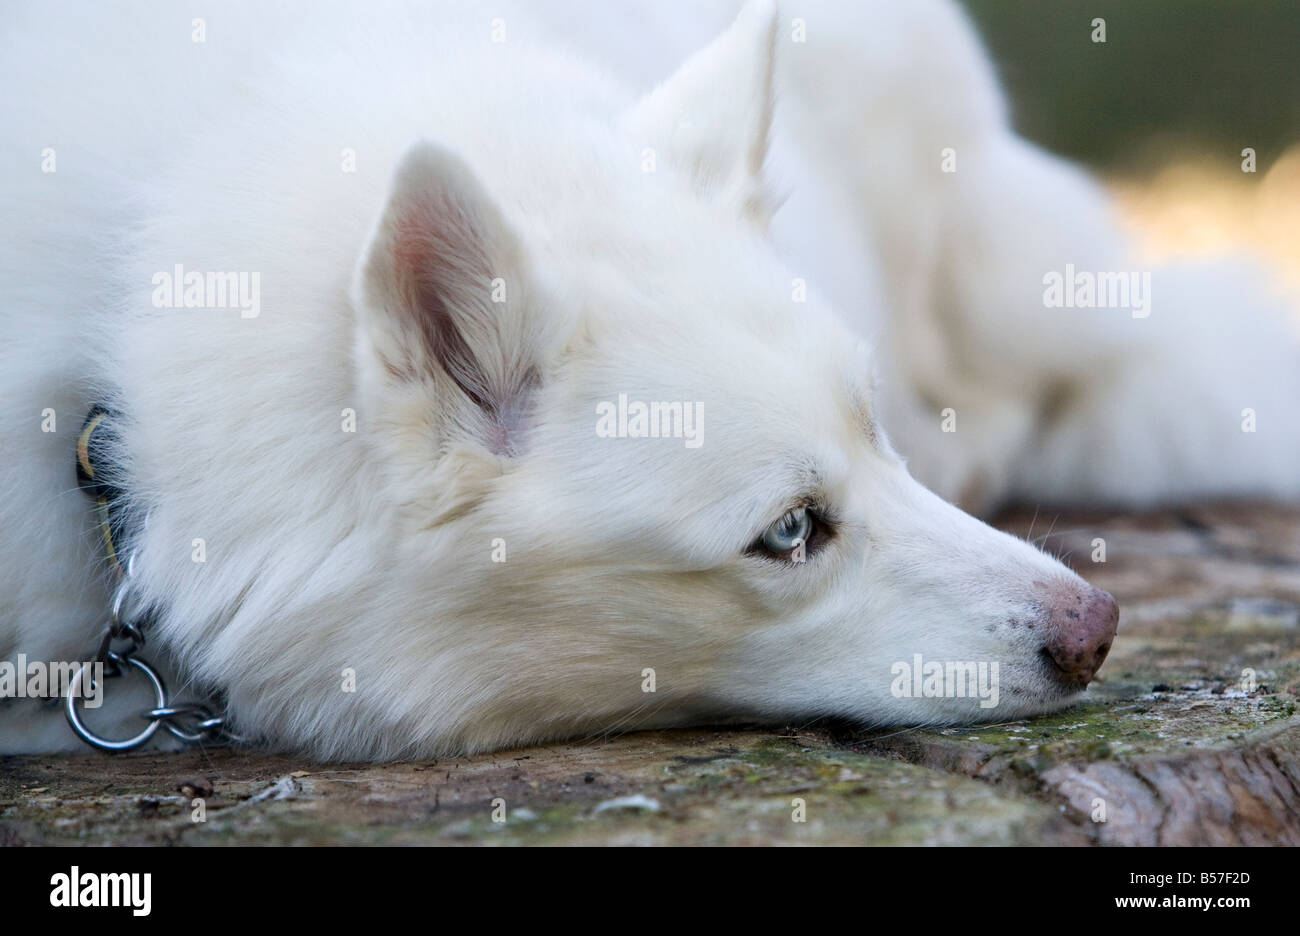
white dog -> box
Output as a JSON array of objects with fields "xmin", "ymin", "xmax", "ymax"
[{"xmin": 0, "ymin": 1, "xmax": 1292, "ymax": 758}]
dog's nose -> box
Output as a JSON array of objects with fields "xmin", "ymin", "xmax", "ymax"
[{"xmin": 1043, "ymin": 585, "xmax": 1119, "ymax": 686}]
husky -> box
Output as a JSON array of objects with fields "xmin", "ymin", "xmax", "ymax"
[{"xmin": 0, "ymin": 0, "xmax": 1293, "ymax": 759}]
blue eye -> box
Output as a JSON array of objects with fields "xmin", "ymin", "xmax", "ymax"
[{"xmin": 761, "ymin": 507, "xmax": 812, "ymax": 554}]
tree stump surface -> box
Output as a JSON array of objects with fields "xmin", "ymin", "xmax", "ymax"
[{"xmin": 4, "ymin": 504, "xmax": 1298, "ymax": 845}]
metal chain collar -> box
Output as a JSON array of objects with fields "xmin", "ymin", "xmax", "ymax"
[{"xmin": 65, "ymin": 543, "xmax": 241, "ymax": 752}]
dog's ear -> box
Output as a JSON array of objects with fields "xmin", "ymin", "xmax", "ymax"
[
  {"xmin": 623, "ymin": 0, "xmax": 778, "ymax": 226},
  {"xmin": 354, "ymin": 141, "xmax": 541, "ymax": 457}
]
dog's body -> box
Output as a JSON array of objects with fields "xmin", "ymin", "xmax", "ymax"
[{"xmin": 1, "ymin": 1, "xmax": 1294, "ymax": 757}]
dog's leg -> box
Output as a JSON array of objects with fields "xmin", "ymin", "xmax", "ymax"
[{"xmin": 1009, "ymin": 259, "xmax": 1300, "ymax": 507}]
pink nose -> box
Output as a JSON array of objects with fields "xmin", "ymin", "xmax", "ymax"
[{"xmin": 1043, "ymin": 585, "xmax": 1119, "ymax": 686}]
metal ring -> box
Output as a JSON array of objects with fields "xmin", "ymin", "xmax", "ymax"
[
  {"xmin": 65, "ymin": 654, "xmax": 167, "ymax": 752},
  {"xmin": 202, "ymin": 717, "xmax": 244, "ymax": 744},
  {"xmin": 145, "ymin": 704, "xmax": 217, "ymax": 743},
  {"xmin": 110, "ymin": 578, "xmax": 133, "ymax": 626},
  {"xmin": 144, "ymin": 704, "xmax": 209, "ymax": 720},
  {"xmin": 120, "ymin": 620, "xmax": 146, "ymax": 648}
]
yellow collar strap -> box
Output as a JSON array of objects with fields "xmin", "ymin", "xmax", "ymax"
[{"xmin": 76, "ymin": 405, "xmax": 128, "ymax": 577}]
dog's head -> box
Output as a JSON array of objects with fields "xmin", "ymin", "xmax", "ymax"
[{"xmin": 310, "ymin": 2, "xmax": 1120, "ymax": 756}]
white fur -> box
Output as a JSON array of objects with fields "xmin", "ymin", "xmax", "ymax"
[{"xmin": 1, "ymin": 0, "xmax": 1293, "ymax": 757}]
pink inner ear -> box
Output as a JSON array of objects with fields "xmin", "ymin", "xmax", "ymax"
[
  {"xmin": 385, "ymin": 192, "xmax": 533, "ymax": 457},
  {"xmin": 390, "ymin": 197, "xmax": 497, "ymax": 417}
]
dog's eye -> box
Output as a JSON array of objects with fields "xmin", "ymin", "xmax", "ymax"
[
  {"xmin": 763, "ymin": 507, "xmax": 811, "ymax": 552},
  {"xmin": 750, "ymin": 506, "xmax": 826, "ymax": 562}
]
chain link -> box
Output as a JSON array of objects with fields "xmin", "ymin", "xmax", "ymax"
[{"xmin": 65, "ymin": 537, "xmax": 240, "ymax": 752}]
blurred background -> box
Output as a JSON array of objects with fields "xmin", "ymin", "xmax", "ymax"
[{"xmin": 959, "ymin": 0, "xmax": 1300, "ymax": 303}]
